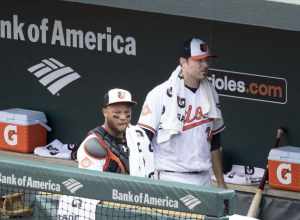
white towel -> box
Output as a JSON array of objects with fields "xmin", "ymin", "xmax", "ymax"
[
  {"xmin": 211, "ymin": 165, "xmax": 265, "ymax": 185},
  {"xmin": 156, "ymin": 65, "xmax": 185, "ymax": 144},
  {"xmin": 156, "ymin": 65, "xmax": 221, "ymax": 144},
  {"xmin": 57, "ymin": 195, "xmax": 98, "ymax": 220},
  {"xmin": 199, "ymin": 79, "xmax": 222, "ymax": 119},
  {"xmin": 126, "ymin": 125, "xmax": 154, "ymax": 178}
]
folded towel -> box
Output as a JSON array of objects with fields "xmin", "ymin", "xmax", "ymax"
[
  {"xmin": 34, "ymin": 139, "xmax": 72, "ymax": 159},
  {"xmin": 212, "ymin": 165, "xmax": 265, "ymax": 185},
  {"xmin": 58, "ymin": 195, "xmax": 98, "ymax": 220},
  {"xmin": 126, "ymin": 125, "xmax": 154, "ymax": 178}
]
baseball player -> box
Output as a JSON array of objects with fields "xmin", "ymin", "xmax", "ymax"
[
  {"xmin": 62, "ymin": 88, "xmax": 154, "ymax": 220},
  {"xmin": 77, "ymin": 88, "xmax": 154, "ymax": 178},
  {"xmin": 138, "ymin": 37, "xmax": 226, "ymax": 187}
]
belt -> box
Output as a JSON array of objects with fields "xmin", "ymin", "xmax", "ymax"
[{"xmin": 161, "ymin": 170, "xmax": 205, "ymax": 174}]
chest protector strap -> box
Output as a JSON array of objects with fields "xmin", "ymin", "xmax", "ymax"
[{"xmin": 89, "ymin": 127, "xmax": 129, "ymax": 174}]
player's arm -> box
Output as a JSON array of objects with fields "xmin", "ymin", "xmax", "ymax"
[
  {"xmin": 77, "ymin": 135, "xmax": 108, "ymax": 171},
  {"xmin": 211, "ymin": 121, "xmax": 226, "ymax": 188},
  {"xmin": 211, "ymin": 147, "xmax": 226, "ymax": 188},
  {"xmin": 138, "ymin": 86, "xmax": 163, "ymax": 140},
  {"xmin": 84, "ymin": 138, "xmax": 107, "ymax": 158}
]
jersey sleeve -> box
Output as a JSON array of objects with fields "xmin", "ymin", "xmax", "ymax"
[
  {"xmin": 84, "ymin": 137, "xmax": 107, "ymax": 158},
  {"xmin": 138, "ymin": 86, "xmax": 163, "ymax": 134},
  {"xmin": 77, "ymin": 134, "xmax": 107, "ymax": 171},
  {"xmin": 212, "ymin": 117, "xmax": 225, "ymax": 135},
  {"xmin": 211, "ymin": 86, "xmax": 225, "ymax": 135}
]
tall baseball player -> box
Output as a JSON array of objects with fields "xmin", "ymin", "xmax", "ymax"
[
  {"xmin": 77, "ymin": 88, "xmax": 154, "ymax": 178},
  {"xmin": 138, "ymin": 37, "xmax": 226, "ymax": 187}
]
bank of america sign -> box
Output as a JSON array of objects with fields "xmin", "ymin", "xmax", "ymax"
[{"xmin": 27, "ymin": 58, "xmax": 81, "ymax": 95}]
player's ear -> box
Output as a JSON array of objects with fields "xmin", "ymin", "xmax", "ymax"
[
  {"xmin": 102, "ymin": 107, "xmax": 108, "ymax": 117},
  {"xmin": 179, "ymin": 57, "xmax": 187, "ymax": 66}
]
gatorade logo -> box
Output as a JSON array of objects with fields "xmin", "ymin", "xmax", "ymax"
[
  {"xmin": 4, "ymin": 125, "xmax": 18, "ymax": 146},
  {"xmin": 276, "ymin": 163, "xmax": 292, "ymax": 185}
]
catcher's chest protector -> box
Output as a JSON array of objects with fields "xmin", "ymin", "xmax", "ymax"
[{"xmin": 89, "ymin": 127, "xmax": 129, "ymax": 174}]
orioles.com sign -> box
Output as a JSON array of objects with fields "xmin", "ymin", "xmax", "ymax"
[{"xmin": 208, "ymin": 68, "xmax": 288, "ymax": 104}]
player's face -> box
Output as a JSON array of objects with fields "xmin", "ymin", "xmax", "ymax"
[
  {"xmin": 103, "ymin": 103, "xmax": 132, "ymax": 137},
  {"xmin": 181, "ymin": 57, "xmax": 209, "ymax": 85}
]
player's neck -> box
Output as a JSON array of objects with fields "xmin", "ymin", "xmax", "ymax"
[
  {"xmin": 103, "ymin": 124, "xmax": 124, "ymax": 139},
  {"xmin": 184, "ymin": 77, "xmax": 200, "ymax": 89}
]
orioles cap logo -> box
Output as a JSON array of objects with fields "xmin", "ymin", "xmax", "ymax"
[{"xmin": 118, "ymin": 91, "xmax": 126, "ymax": 99}]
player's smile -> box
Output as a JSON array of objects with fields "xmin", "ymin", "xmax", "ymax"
[{"xmin": 103, "ymin": 103, "xmax": 132, "ymax": 137}]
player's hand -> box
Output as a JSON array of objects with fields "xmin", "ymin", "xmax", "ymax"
[{"xmin": 217, "ymin": 181, "xmax": 227, "ymax": 189}]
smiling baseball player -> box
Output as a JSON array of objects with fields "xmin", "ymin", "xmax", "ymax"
[
  {"xmin": 77, "ymin": 88, "xmax": 154, "ymax": 178},
  {"xmin": 138, "ymin": 37, "xmax": 226, "ymax": 187}
]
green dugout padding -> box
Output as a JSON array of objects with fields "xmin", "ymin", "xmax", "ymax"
[{"xmin": 0, "ymin": 154, "xmax": 235, "ymax": 218}]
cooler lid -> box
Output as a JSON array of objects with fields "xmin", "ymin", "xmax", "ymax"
[
  {"xmin": 268, "ymin": 146, "xmax": 300, "ymax": 163},
  {"xmin": 0, "ymin": 108, "xmax": 47, "ymax": 125}
]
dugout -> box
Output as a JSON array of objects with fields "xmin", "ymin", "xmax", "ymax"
[{"xmin": 0, "ymin": 0, "xmax": 300, "ymax": 219}]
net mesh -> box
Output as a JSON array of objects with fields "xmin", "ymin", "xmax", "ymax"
[{"xmin": 0, "ymin": 184, "xmax": 207, "ymax": 219}]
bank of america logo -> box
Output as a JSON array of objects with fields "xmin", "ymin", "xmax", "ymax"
[
  {"xmin": 27, "ymin": 58, "xmax": 81, "ymax": 95},
  {"xmin": 62, "ymin": 178, "xmax": 83, "ymax": 194},
  {"xmin": 180, "ymin": 194, "xmax": 202, "ymax": 210}
]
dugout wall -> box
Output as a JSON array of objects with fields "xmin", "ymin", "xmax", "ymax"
[
  {"xmin": 0, "ymin": 153, "xmax": 235, "ymax": 219},
  {"xmin": 0, "ymin": 0, "xmax": 299, "ymax": 169}
]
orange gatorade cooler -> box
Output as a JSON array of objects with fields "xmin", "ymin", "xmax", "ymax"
[
  {"xmin": 0, "ymin": 108, "xmax": 51, "ymax": 153},
  {"xmin": 268, "ymin": 146, "xmax": 300, "ymax": 192}
]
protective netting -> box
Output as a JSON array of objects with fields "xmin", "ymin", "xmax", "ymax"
[{"xmin": 0, "ymin": 184, "xmax": 209, "ymax": 220}]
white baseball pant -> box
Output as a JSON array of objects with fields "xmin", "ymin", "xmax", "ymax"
[{"xmin": 155, "ymin": 170, "xmax": 211, "ymax": 186}]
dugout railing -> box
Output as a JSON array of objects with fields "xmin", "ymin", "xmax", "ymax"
[{"xmin": 0, "ymin": 153, "xmax": 236, "ymax": 220}]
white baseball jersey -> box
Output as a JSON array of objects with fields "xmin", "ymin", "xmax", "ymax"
[{"xmin": 138, "ymin": 81, "xmax": 225, "ymax": 173}]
